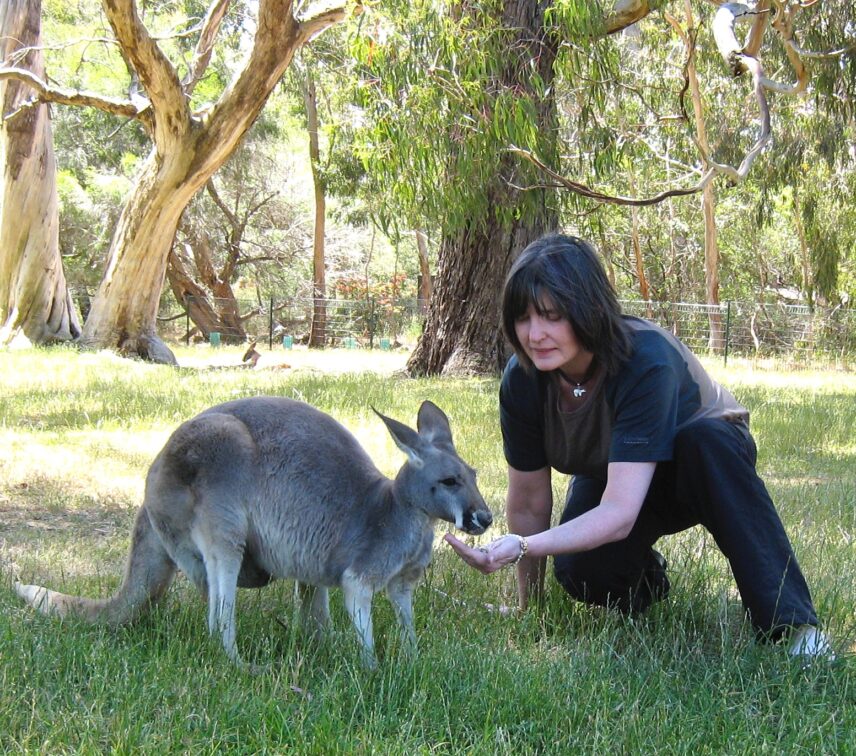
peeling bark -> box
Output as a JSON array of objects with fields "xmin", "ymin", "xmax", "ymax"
[
  {"xmin": 0, "ymin": 0, "xmax": 80, "ymax": 345},
  {"xmin": 3, "ymin": 0, "xmax": 346, "ymax": 362}
]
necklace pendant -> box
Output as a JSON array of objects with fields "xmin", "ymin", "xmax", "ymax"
[{"xmin": 573, "ymin": 386, "xmax": 586, "ymax": 398}]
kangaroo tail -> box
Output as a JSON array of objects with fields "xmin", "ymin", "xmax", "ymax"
[{"xmin": 15, "ymin": 507, "xmax": 175, "ymax": 626}]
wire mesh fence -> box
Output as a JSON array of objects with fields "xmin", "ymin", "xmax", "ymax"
[
  {"xmin": 75, "ymin": 288, "xmax": 853, "ymax": 370},
  {"xmin": 620, "ymin": 300, "xmax": 855, "ymax": 370},
  {"xmin": 157, "ymin": 295, "xmax": 426, "ymax": 350}
]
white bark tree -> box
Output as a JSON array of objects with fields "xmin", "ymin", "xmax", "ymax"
[
  {"xmin": 0, "ymin": 0, "xmax": 347, "ymax": 362},
  {"xmin": 0, "ymin": 0, "xmax": 79, "ymax": 345}
]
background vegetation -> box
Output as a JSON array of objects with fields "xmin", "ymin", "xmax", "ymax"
[
  {"xmin": 44, "ymin": 0, "xmax": 855, "ymax": 320},
  {"xmin": 1, "ymin": 347, "xmax": 853, "ymax": 752}
]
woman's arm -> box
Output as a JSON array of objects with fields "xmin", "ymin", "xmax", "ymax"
[
  {"xmin": 445, "ymin": 461, "xmax": 656, "ymax": 581},
  {"xmin": 506, "ymin": 466, "xmax": 553, "ymax": 610},
  {"xmin": 526, "ymin": 461, "xmax": 655, "ymax": 558}
]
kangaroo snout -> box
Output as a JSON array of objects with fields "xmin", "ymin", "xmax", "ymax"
[{"xmin": 462, "ymin": 505, "xmax": 493, "ymax": 535}]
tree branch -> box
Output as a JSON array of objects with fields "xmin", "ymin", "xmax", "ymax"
[
  {"xmin": 296, "ymin": 1, "xmax": 350, "ymax": 42},
  {"xmin": 198, "ymin": 0, "xmax": 346, "ymax": 177},
  {"xmin": 182, "ymin": 0, "xmax": 233, "ymax": 96},
  {"xmin": 602, "ymin": 0, "xmax": 654, "ymax": 35},
  {"xmin": 508, "ymin": 146, "xmax": 717, "ymax": 206},
  {"xmin": 0, "ymin": 67, "xmax": 142, "ymax": 120},
  {"xmin": 101, "ymin": 0, "xmax": 190, "ymax": 145}
]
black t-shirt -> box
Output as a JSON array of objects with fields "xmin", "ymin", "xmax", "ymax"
[{"xmin": 500, "ymin": 317, "xmax": 748, "ymax": 477}]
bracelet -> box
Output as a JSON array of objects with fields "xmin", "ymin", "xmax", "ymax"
[{"xmin": 508, "ymin": 534, "xmax": 528, "ymax": 566}]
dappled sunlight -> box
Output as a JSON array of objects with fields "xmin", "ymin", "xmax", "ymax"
[{"xmin": 0, "ymin": 428, "xmax": 167, "ymax": 508}]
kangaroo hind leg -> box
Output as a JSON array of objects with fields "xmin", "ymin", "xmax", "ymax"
[
  {"xmin": 149, "ymin": 410, "xmax": 256, "ymax": 665},
  {"xmin": 196, "ymin": 534, "xmax": 244, "ymax": 665},
  {"xmin": 297, "ymin": 583, "xmax": 330, "ymax": 636},
  {"xmin": 386, "ymin": 574, "xmax": 418, "ymax": 651}
]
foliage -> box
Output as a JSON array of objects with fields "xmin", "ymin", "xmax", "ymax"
[
  {"xmin": 342, "ymin": 0, "xmax": 569, "ymax": 235},
  {"xmin": 27, "ymin": 0, "xmax": 856, "ymax": 320},
  {"xmin": 0, "ymin": 347, "xmax": 854, "ymax": 751},
  {"xmin": 335, "ymin": 0, "xmax": 855, "ymax": 308}
]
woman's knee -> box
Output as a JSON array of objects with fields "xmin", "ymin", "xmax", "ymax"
[
  {"xmin": 553, "ymin": 551, "xmax": 613, "ymax": 605},
  {"xmin": 553, "ymin": 547, "xmax": 668, "ymax": 614}
]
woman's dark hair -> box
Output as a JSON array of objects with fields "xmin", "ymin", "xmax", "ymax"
[{"xmin": 501, "ymin": 234, "xmax": 631, "ymax": 375}]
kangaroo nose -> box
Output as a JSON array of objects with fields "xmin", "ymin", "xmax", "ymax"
[{"xmin": 468, "ymin": 508, "xmax": 492, "ymax": 534}]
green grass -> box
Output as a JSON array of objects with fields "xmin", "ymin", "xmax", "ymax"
[{"xmin": 0, "ymin": 345, "xmax": 854, "ymax": 753}]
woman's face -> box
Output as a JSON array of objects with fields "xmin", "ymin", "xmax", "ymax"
[{"xmin": 514, "ymin": 297, "xmax": 593, "ymax": 377}]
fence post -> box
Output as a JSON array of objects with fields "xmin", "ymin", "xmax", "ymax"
[
  {"xmin": 368, "ymin": 297, "xmax": 376, "ymax": 349},
  {"xmin": 269, "ymin": 297, "xmax": 274, "ymax": 349},
  {"xmin": 724, "ymin": 300, "xmax": 732, "ymax": 367}
]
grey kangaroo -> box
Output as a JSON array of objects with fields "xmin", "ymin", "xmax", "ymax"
[{"xmin": 15, "ymin": 397, "xmax": 493, "ymax": 667}]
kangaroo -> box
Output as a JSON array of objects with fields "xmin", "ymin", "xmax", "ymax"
[{"xmin": 15, "ymin": 397, "xmax": 493, "ymax": 668}]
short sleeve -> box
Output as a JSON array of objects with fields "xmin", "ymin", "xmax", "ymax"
[
  {"xmin": 499, "ymin": 356, "xmax": 548, "ymax": 471},
  {"xmin": 608, "ymin": 362, "xmax": 681, "ymax": 463}
]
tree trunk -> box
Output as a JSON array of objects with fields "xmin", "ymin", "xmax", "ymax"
[
  {"xmin": 79, "ymin": 151, "xmax": 196, "ymax": 363},
  {"xmin": 166, "ymin": 222, "xmax": 247, "ymax": 342},
  {"xmin": 415, "ymin": 229, "xmax": 431, "ymax": 309},
  {"xmin": 303, "ymin": 67, "xmax": 327, "ymax": 347},
  {"xmin": 701, "ymin": 182, "xmax": 723, "ymax": 350},
  {"xmin": 0, "ymin": 0, "xmax": 79, "ymax": 345},
  {"xmin": 629, "ymin": 181, "xmax": 651, "ymax": 303},
  {"xmin": 684, "ymin": 0, "xmax": 723, "ymax": 351},
  {"xmin": 407, "ymin": 212, "xmax": 553, "ymax": 375},
  {"xmin": 75, "ymin": 0, "xmax": 344, "ymax": 363},
  {"xmin": 406, "ymin": 0, "xmax": 559, "ymax": 376},
  {"xmin": 166, "ymin": 247, "xmax": 222, "ymax": 340},
  {"xmin": 193, "ymin": 220, "xmax": 246, "ymax": 343},
  {"xmin": 792, "ymin": 187, "xmax": 814, "ymax": 307}
]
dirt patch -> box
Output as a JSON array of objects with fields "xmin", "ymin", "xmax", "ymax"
[{"xmin": 0, "ymin": 494, "xmax": 131, "ymax": 538}]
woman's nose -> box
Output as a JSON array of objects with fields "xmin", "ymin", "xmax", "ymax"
[{"xmin": 528, "ymin": 317, "xmax": 546, "ymax": 341}]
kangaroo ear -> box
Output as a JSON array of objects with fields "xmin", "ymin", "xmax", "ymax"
[
  {"xmin": 416, "ymin": 401, "xmax": 455, "ymax": 451},
  {"xmin": 373, "ymin": 407, "xmax": 425, "ymax": 468}
]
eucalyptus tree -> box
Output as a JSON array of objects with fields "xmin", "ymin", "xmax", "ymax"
[
  {"xmin": 0, "ymin": 0, "xmax": 79, "ymax": 345},
  {"xmin": 166, "ymin": 113, "xmax": 309, "ymax": 343},
  {"xmin": 349, "ymin": 0, "xmax": 853, "ymax": 374},
  {"xmin": 349, "ymin": 0, "xmax": 567, "ymax": 374},
  {"xmin": 0, "ymin": 0, "xmax": 348, "ymax": 363}
]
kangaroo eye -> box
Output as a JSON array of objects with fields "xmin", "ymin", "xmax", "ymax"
[{"xmin": 440, "ymin": 478, "xmax": 458, "ymax": 487}]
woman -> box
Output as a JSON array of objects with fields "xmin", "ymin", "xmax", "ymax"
[{"xmin": 445, "ymin": 233, "xmax": 832, "ymax": 659}]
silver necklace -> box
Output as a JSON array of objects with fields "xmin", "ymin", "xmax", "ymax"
[{"xmin": 558, "ymin": 362, "xmax": 596, "ymax": 398}]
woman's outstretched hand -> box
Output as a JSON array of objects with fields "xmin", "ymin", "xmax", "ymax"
[{"xmin": 444, "ymin": 532, "xmax": 524, "ymax": 574}]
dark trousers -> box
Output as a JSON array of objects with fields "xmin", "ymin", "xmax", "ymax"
[{"xmin": 553, "ymin": 418, "xmax": 818, "ymax": 639}]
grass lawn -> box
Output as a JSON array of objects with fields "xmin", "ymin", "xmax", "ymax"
[{"xmin": 0, "ymin": 343, "xmax": 853, "ymax": 753}]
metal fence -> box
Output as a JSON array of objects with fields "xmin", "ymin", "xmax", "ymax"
[
  {"xmin": 159, "ymin": 295, "xmax": 425, "ymax": 350},
  {"xmin": 620, "ymin": 300, "xmax": 855, "ymax": 370},
  {"xmin": 153, "ymin": 294, "xmax": 855, "ymax": 369}
]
